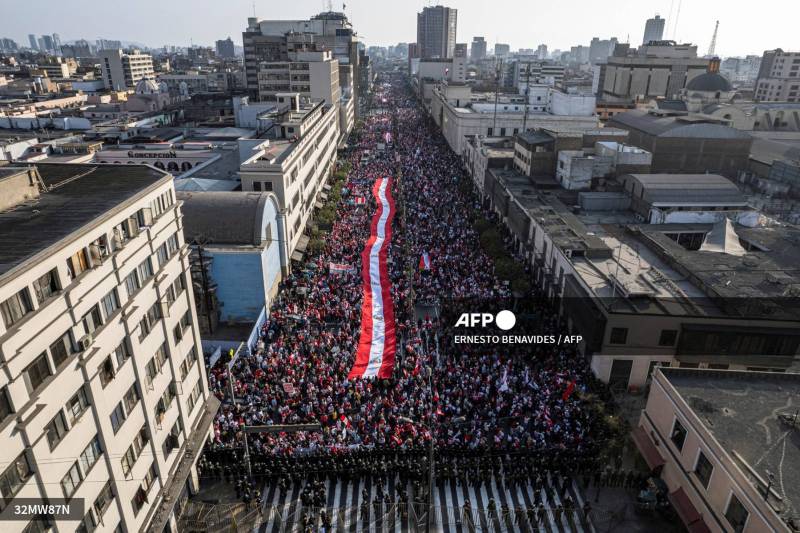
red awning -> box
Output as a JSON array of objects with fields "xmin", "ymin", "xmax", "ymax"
[
  {"xmin": 631, "ymin": 426, "xmax": 665, "ymax": 470},
  {"xmin": 669, "ymin": 487, "xmax": 711, "ymax": 533}
]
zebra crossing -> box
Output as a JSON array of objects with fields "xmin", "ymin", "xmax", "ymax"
[{"xmin": 257, "ymin": 475, "xmax": 595, "ymax": 533}]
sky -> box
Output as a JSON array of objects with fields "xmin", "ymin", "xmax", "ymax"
[{"xmin": 3, "ymin": 0, "xmax": 799, "ymax": 58}]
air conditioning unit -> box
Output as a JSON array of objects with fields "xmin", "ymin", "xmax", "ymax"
[
  {"xmin": 79, "ymin": 333, "xmax": 93, "ymax": 351},
  {"xmin": 140, "ymin": 208, "xmax": 154, "ymax": 227},
  {"xmin": 159, "ymin": 301, "xmax": 170, "ymax": 318},
  {"xmin": 126, "ymin": 218, "xmax": 140, "ymax": 237}
]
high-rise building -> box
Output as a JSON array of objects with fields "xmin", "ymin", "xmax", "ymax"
[
  {"xmin": 755, "ymin": 49, "xmax": 800, "ymax": 102},
  {"xmin": 40, "ymin": 35, "xmax": 55, "ymax": 53},
  {"xmin": 454, "ymin": 43, "xmax": 468, "ymax": 59},
  {"xmin": 97, "ymin": 39, "xmax": 122, "ymax": 51},
  {"xmin": 471, "ymin": 36, "xmax": 486, "ymax": 62},
  {"xmin": 0, "ymin": 163, "xmax": 216, "ymax": 533},
  {"xmin": 536, "ymin": 44, "xmax": 548, "ymax": 60},
  {"xmin": 0, "ymin": 38, "xmax": 18, "ymax": 53},
  {"xmin": 416, "ymin": 5, "xmax": 457, "ymax": 59},
  {"xmin": 494, "ymin": 43, "xmax": 510, "ymax": 58},
  {"xmin": 243, "ymin": 11, "xmax": 362, "ymax": 116},
  {"xmin": 643, "ymin": 15, "xmax": 665, "ymax": 45},
  {"xmin": 52, "ymin": 33, "xmax": 62, "ymax": 53},
  {"xmin": 28, "ymin": 34, "xmax": 38, "ymax": 50},
  {"xmin": 215, "ymin": 37, "xmax": 236, "ymax": 58},
  {"xmin": 589, "ymin": 37, "xmax": 618, "ymax": 64},
  {"xmin": 99, "ymin": 49, "xmax": 155, "ymax": 90}
]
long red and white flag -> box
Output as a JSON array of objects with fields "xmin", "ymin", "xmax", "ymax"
[{"xmin": 349, "ymin": 177, "xmax": 396, "ymax": 379}]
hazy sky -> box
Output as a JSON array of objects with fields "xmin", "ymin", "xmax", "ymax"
[{"xmin": 3, "ymin": 0, "xmax": 798, "ymax": 57}]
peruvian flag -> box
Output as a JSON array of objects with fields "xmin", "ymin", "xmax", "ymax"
[
  {"xmin": 348, "ymin": 178, "xmax": 397, "ymax": 380},
  {"xmin": 562, "ymin": 380, "xmax": 576, "ymax": 401},
  {"xmin": 419, "ymin": 252, "xmax": 431, "ymax": 272},
  {"xmin": 355, "ymin": 196, "xmax": 366, "ymax": 205}
]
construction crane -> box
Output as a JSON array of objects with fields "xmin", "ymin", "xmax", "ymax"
[{"xmin": 707, "ymin": 20, "xmax": 720, "ymax": 57}]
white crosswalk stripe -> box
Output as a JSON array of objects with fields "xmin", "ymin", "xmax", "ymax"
[{"xmin": 257, "ymin": 475, "xmax": 593, "ymax": 532}]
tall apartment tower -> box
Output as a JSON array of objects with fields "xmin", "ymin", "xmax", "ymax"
[
  {"xmin": 28, "ymin": 34, "xmax": 38, "ymax": 50},
  {"xmin": 99, "ymin": 49, "xmax": 155, "ymax": 90},
  {"xmin": 755, "ymin": 49, "xmax": 800, "ymax": 102},
  {"xmin": 643, "ymin": 15, "xmax": 666, "ymax": 45},
  {"xmin": 416, "ymin": 5, "xmax": 457, "ymax": 59},
  {"xmin": 215, "ymin": 37, "xmax": 236, "ymax": 59},
  {"xmin": 471, "ymin": 36, "xmax": 487, "ymax": 61},
  {"xmin": 0, "ymin": 164, "xmax": 217, "ymax": 533}
]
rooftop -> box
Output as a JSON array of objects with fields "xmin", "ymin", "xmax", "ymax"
[
  {"xmin": 611, "ymin": 109, "xmax": 752, "ymax": 139},
  {"xmin": 177, "ymin": 191, "xmax": 273, "ymax": 247},
  {"xmin": 662, "ymin": 367, "xmax": 800, "ymax": 524},
  {"xmin": 0, "ymin": 164, "xmax": 171, "ymax": 283},
  {"xmin": 622, "ymin": 174, "xmax": 747, "ymax": 205}
]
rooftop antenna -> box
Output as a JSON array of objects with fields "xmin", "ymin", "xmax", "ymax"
[
  {"xmin": 707, "ymin": 20, "xmax": 719, "ymax": 57},
  {"xmin": 252, "ymin": 0, "xmax": 256, "ymax": 17}
]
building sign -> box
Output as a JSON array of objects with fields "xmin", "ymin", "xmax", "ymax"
[{"xmin": 127, "ymin": 150, "xmax": 178, "ymax": 159}]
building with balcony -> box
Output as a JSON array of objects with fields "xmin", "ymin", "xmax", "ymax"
[
  {"xmin": 99, "ymin": 49, "xmax": 155, "ymax": 91},
  {"xmin": 238, "ymin": 93, "xmax": 339, "ymax": 259},
  {"xmin": 0, "ymin": 164, "xmax": 217, "ymax": 532}
]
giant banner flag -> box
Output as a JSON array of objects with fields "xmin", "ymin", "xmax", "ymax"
[{"xmin": 349, "ymin": 178, "xmax": 396, "ymax": 379}]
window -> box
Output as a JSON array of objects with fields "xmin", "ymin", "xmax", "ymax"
[
  {"xmin": 49, "ymin": 331, "xmax": 73, "ymax": 368},
  {"xmin": 123, "ymin": 383, "xmax": 139, "ymax": 414},
  {"xmin": 173, "ymin": 274, "xmax": 185, "ymax": 295},
  {"xmin": 45, "ymin": 411, "xmax": 68, "ymax": 449},
  {"xmin": 671, "ymin": 418, "xmax": 688, "ymax": 451},
  {"xmin": 187, "ymin": 378, "xmax": 202, "ymax": 412},
  {"xmin": 0, "ymin": 452, "xmax": 33, "ymax": 511},
  {"xmin": 32, "ymin": 269, "xmax": 59, "ymax": 304},
  {"xmin": 22, "ymin": 516, "xmax": 53, "ymax": 533},
  {"xmin": 82, "ymin": 305, "xmax": 103, "ymax": 335},
  {"xmin": 125, "ymin": 270, "xmax": 141, "ymax": 297},
  {"xmin": 61, "ymin": 462, "xmax": 83, "ymax": 499},
  {"xmin": 66, "ymin": 249, "xmax": 90, "ymax": 281},
  {"xmin": 132, "ymin": 462, "xmax": 158, "ymax": 515},
  {"xmin": 695, "ymin": 450, "xmax": 713, "ymax": 488},
  {"xmin": 0, "ymin": 387, "xmax": 13, "ymax": 423},
  {"xmin": 725, "ymin": 494, "xmax": 748, "ymax": 532},
  {"xmin": 1, "ymin": 288, "xmax": 33, "ymax": 329},
  {"xmin": 708, "ymin": 363, "xmax": 730, "ymax": 370},
  {"xmin": 156, "ymin": 243, "xmax": 169, "ymax": 267},
  {"xmin": 658, "ymin": 329, "xmax": 678, "ymax": 347},
  {"xmin": 100, "ymin": 289, "xmax": 120, "ymax": 319},
  {"xmin": 137, "ymin": 258, "xmax": 154, "ymax": 284},
  {"xmin": 76, "ymin": 510, "xmax": 97, "ymax": 533},
  {"xmin": 67, "ymin": 387, "xmax": 89, "ymax": 425},
  {"xmin": 99, "ymin": 357, "xmax": 115, "ymax": 387},
  {"xmin": 162, "ymin": 418, "xmax": 183, "ymax": 457},
  {"xmin": 139, "ymin": 302, "xmax": 162, "ymax": 341},
  {"xmin": 165, "ymin": 284, "xmax": 176, "ymax": 306},
  {"xmin": 114, "ymin": 339, "xmax": 131, "ymax": 367},
  {"xmin": 121, "ymin": 425, "xmax": 149, "ymax": 476},
  {"xmin": 79, "ymin": 436, "xmax": 102, "ymax": 474},
  {"xmin": 609, "ymin": 327, "xmax": 628, "ymax": 345},
  {"xmin": 24, "ymin": 353, "xmax": 52, "ymax": 393},
  {"xmin": 174, "ymin": 311, "xmax": 191, "ymax": 344},
  {"xmin": 110, "ymin": 403, "xmax": 126, "ymax": 434},
  {"xmin": 94, "ymin": 480, "xmax": 114, "ymax": 517}
]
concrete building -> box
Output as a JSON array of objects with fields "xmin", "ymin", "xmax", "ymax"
[
  {"xmin": 508, "ymin": 59, "xmax": 566, "ymax": 89},
  {"xmin": 243, "ymin": 11, "xmax": 362, "ymax": 117},
  {"xmin": 28, "ymin": 34, "xmax": 37, "ymax": 51},
  {"xmin": 430, "ymin": 82, "xmax": 599, "ymax": 155},
  {"xmin": 0, "ymin": 164, "xmax": 217, "ymax": 532},
  {"xmin": 99, "ymin": 49, "xmax": 155, "ymax": 91},
  {"xmin": 609, "ymin": 109, "xmax": 753, "ymax": 176},
  {"xmin": 720, "ymin": 55, "xmax": 762, "ymax": 86},
  {"xmin": 589, "ymin": 37, "xmax": 618, "ymax": 64},
  {"xmin": 215, "ymin": 37, "xmax": 236, "ymax": 59},
  {"xmin": 598, "ymin": 41, "xmax": 710, "ymax": 103},
  {"xmin": 238, "ymin": 93, "xmax": 339, "ymax": 257},
  {"xmin": 642, "ymin": 15, "xmax": 666, "ymax": 45},
  {"xmin": 178, "ymin": 191, "xmax": 285, "ymax": 331},
  {"xmin": 416, "ymin": 5, "xmax": 457, "ymax": 59},
  {"xmin": 556, "ymin": 142, "xmax": 652, "ymax": 190},
  {"xmin": 620, "ymin": 173, "xmax": 754, "ymax": 225},
  {"xmin": 755, "ymin": 49, "xmax": 800, "ymax": 102},
  {"xmin": 471, "ymin": 37, "xmax": 487, "ymax": 62},
  {"xmin": 481, "ymin": 167, "xmax": 800, "ymax": 389},
  {"xmin": 463, "ymin": 135, "xmax": 515, "ymax": 194},
  {"xmin": 634, "ymin": 368, "xmax": 800, "ymax": 532},
  {"xmin": 494, "ymin": 43, "xmax": 510, "ymax": 58}
]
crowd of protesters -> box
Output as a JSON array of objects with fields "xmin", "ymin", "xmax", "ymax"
[{"xmin": 200, "ymin": 76, "xmax": 612, "ymax": 495}]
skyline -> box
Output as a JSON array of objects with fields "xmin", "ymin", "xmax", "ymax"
[{"xmin": 2, "ymin": 0, "xmax": 799, "ymax": 58}]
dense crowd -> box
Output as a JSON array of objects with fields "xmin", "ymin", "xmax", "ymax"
[{"xmin": 202, "ymin": 76, "xmax": 606, "ymax": 479}]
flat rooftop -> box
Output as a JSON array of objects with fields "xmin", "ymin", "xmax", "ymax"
[
  {"xmin": 0, "ymin": 164, "xmax": 171, "ymax": 283},
  {"xmin": 662, "ymin": 368, "xmax": 800, "ymax": 524}
]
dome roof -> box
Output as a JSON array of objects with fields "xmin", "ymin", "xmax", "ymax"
[
  {"xmin": 135, "ymin": 77, "xmax": 160, "ymax": 95},
  {"xmin": 686, "ymin": 72, "xmax": 733, "ymax": 93}
]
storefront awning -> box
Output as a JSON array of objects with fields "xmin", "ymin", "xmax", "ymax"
[
  {"xmin": 295, "ymin": 235, "xmax": 310, "ymax": 252},
  {"xmin": 631, "ymin": 426, "xmax": 665, "ymax": 470},
  {"xmin": 319, "ymin": 192, "xmax": 329, "ymax": 200},
  {"xmin": 669, "ymin": 488, "xmax": 710, "ymax": 533},
  {"xmin": 322, "ymin": 184, "xmax": 331, "ymax": 191},
  {"xmin": 315, "ymin": 201, "xmax": 324, "ymax": 209},
  {"xmin": 290, "ymin": 251, "xmax": 304, "ymax": 262}
]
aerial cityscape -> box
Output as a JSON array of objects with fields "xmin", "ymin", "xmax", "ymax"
[{"xmin": 0, "ymin": 1, "xmax": 799, "ymax": 532}]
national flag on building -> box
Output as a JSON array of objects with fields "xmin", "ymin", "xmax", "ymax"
[{"xmin": 419, "ymin": 252, "xmax": 431, "ymax": 272}]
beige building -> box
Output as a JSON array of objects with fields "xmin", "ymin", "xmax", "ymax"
[
  {"xmin": 99, "ymin": 49, "xmax": 155, "ymax": 91},
  {"xmin": 0, "ymin": 164, "xmax": 217, "ymax": 532},
  {"xmin": 755, "ymin": 49, "xmax": 800, "ymax": 102},
  {"xmin": 634, "ymin": 367, "xmax": 800, "ymax": 532},
  {"xmin": 239, "ymin": 94, "xmax": 339, "ymax": 258}
]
